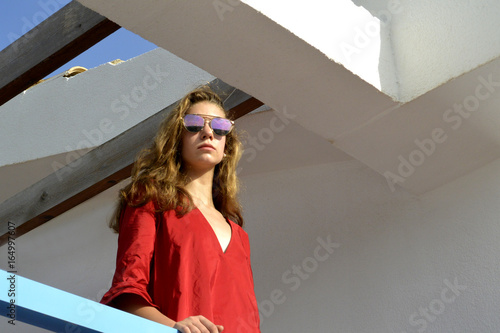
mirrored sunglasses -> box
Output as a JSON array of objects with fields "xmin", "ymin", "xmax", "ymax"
[{"xmin": 183, "ymin": 114, "xmax": 234, "ymax": 136}]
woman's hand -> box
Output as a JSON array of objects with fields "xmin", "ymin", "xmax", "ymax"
[{"xmin": 174, "ymin": 315, "xmax": 224, "ymax": 333}]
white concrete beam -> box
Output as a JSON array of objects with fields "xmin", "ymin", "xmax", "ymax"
[
  {"xmin": 76, "ymin": 0, "xmax": 397, "ymax": 146},
  {"xmin": 0, "ymin": 48, "xmax": 213, "ymax": 167},
  {"xmin": 241, "ymin": 0, "xmax": 500, "ymax": 102}
]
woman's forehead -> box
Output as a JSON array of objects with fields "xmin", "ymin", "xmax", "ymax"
[{"xmin": 187, "ymin": 101, "xmax": 225, "ymax": 117}]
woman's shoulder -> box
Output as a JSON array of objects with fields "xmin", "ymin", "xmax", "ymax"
[
  {"xmin": 228, "ymin": 219, "xmax": 249, "ymax": 239},
  {"xmin": 124, "ymin": 199, "xmax": 159, "ymax": 213},
  {"xmin": 228, "ymin": 220, "xmax": 253, "ymax": 256}
]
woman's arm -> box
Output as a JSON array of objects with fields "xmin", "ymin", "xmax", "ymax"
[
  {"xmin": 113, "ymin": 293, "xmax": 176, "ymax": 326},
  {"xmin": 114, "ymin": 294, "xmax": 224, "ymax": 333}
]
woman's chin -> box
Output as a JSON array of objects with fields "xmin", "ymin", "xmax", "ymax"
[{"xmin": 185, "ymin": 158, "xmax": 222, "ymax": 171}]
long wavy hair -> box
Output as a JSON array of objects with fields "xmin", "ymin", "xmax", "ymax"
[{"xmin": 109, "ymin": 85, "xmax": 243, "ymax": 233}]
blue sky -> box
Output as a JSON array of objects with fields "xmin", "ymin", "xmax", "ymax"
[{"xmin": 0, "ymin": 0, "xmax": 158, "ymax": 78}]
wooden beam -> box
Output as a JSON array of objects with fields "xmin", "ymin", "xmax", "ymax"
[
  {"xmin": 0, "ymin": 79, "xmax": 262, "ymax": 246},
  {"xmin": 0, "ymin": 1, "xmax": 120, "ymax": 107}
]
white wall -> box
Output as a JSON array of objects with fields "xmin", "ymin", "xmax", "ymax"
[
  {"xmin": 2, "ymin": 156, "xmax": 500, "ymax": 332},
  {"xmin": 241, "ymin": 158, "xmax": 500, "ymax": 332}
]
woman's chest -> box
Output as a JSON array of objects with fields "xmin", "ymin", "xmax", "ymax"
[{"xmin": 159, "ymin": 209, "xmax": 237, "ymax": 256}]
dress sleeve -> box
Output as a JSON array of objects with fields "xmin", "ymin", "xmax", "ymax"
[
  {"xmin": 239, "ymin": 226, "xmax": 252, "ymax": 259},
  {"xmin": 100, "ymin": 201, "xmax": 159, "ymax": 309}
]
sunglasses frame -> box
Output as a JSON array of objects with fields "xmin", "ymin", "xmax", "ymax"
[{"xmin": 182, "ymin": 113, "xmax": 235, "ymax": 136}]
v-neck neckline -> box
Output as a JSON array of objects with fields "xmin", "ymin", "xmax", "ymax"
[{"xmin": 194, "ymin": 207, "xmax": 233, "ymax": 254}]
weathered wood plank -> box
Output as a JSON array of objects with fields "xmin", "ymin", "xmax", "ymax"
[
  {"xmin": 228, "ymin": 97, "xmax": 263, "ymax": 119},
  {"xmin": 0, "ymin": 79, "xmax": 262, "ymax": 246},
  {"xmin": 0, "ymin": 1, "xmax": 120, "ymax": 107}
]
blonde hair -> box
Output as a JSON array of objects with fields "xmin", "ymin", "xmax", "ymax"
[{"xmin": 109, "ymin": 85, "xmax": 243, "ymax": 232}]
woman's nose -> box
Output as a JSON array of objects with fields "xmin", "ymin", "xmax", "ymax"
[{"xmin": 200, "ymin": 119, "xmax": 214, "ymax": 138}]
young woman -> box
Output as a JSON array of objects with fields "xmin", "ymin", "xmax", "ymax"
[{"xmin": 100, "ymin": 86, "xmax": 261, "ymax": 332}]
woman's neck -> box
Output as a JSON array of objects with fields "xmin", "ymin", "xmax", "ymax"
[{"xmin": 185, "ymin": 168, "xmax": 215, "ymax": 208}]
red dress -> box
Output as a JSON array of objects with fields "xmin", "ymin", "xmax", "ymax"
[{"xmin": 101, "ymin": 201, "xmax": 261, "ymax": 332}]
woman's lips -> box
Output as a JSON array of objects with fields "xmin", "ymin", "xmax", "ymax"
[{"xmin": 198, "ymin": 144, "xmax": 215, "ymax": 150}]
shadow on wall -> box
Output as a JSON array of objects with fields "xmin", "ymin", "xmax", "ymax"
[{"xmin": 350, "ymin": 0, "xmax": 403, "ymax": 100}]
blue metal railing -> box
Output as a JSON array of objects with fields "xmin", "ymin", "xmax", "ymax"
[{"xmin": 0, "ymin": 269, "xmax": 177, "ymax": 332}]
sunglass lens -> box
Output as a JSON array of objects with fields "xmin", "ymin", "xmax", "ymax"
[
  {"xmin": 184, "ymin": 114, "xmax": 204, "ymax": 132},
  {"xmin": 211, "ymin": 118, "xmax": 232, "ymax": 136}
]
